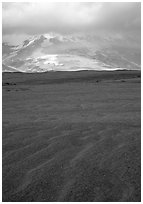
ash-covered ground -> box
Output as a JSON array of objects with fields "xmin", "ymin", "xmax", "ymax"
[{"xmin": 2, "ymin": 70, "xmax": 141, "ymax": 202}]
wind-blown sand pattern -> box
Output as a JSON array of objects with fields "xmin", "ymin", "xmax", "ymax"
[{"xmin": 2, "ymin": 71, "xmax": 141, "ymax": 202}]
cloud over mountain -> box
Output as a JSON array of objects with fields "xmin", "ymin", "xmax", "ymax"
[
  {"xmin": 3, "ymin": 2, "xmax": 141, "ymax": 36},
  {"xmin": 2, "ymin": 2, "xmax": 141, "ymax": 72}
]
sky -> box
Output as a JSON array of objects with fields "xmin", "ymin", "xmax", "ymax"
[{"xmin": 2, "ymin": 2, "xmax": 141, "ymax": 44}]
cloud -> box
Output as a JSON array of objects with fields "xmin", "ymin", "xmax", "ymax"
[
  {"xmin": 96, "ymin": 3, "xmax": 141, "ymax": 32},
  {"xmin": 2, "ymin": 2, "xmax": 141, "ymax": 38},
  {"xmin": 2, "ymin": 3, "xmax": 99, "ymax": 34}
]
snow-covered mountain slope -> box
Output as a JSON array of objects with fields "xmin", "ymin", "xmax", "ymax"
[
  {"xmin": 2, "ymin": 64, "xmax": 21, "ymax": 72},
  {"xmin": 2, "ymin": 33, "xmax": 141, "ymax": 72}
]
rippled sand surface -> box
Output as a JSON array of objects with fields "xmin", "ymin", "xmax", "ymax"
[{"xmin": 3, "ymin": 71, "xmax": 141, "ymax": 201}]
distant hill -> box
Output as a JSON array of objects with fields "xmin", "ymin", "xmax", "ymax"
[{"xmin": 2, "ymin": 33, "xmax": 141, "ymax": 73}]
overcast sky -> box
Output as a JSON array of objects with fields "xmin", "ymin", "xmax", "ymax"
[{"xmin": 2, "ymin": 2, "xmax": 141, "ymax": 44}]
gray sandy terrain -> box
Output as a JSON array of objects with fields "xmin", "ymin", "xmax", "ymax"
[{"xmin": 2, "ymin": 70, "xmax": 141, "ymax": 201}]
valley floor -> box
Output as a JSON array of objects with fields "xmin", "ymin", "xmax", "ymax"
[{"xmin": 2, "ymin": 70, "xmax": 141, "ymax": 201}]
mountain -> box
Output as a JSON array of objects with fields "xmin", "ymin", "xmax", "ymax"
[
  {"xmin": 2, "ymin": 33, "xmax": 141, "ymax": 73},
  {"xmin": 2, "ymin": 64, "xmax": 21, "ymax": 72}
]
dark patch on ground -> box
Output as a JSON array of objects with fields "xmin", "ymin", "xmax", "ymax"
[{"xmin": 2, "ymin": 82, "xmax": 16, "ymax": 86}]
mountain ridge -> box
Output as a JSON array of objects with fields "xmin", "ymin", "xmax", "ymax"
[{"xmin": 2, "ymin": 33, "xmax": 141, "ymax": 73}]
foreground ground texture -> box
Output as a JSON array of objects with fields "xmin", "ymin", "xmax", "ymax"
[{"xmin": 2, "ymin": 70, "xmax": 141, "ymax": 201}]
